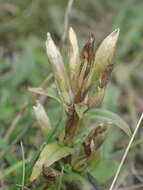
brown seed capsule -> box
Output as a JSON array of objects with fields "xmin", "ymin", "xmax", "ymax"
[
  {"xmin": 84, "ymin": 124, "xmax": 107, "ymax": 156},
  {"xmin": 100, "ymin": 62, "xmax": 114, "ymax": 88},
  {"xmin": 80, "ymin": 34, "xmax": 95, "ymax": 76},
  {"xmin": 78, "ymin": 34, "xmax": 95, "ymax": 90}
]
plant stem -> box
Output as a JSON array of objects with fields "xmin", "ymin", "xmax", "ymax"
[{"xmin": 65, "ymin": 109, "xmax": 79, "ymax": 139}]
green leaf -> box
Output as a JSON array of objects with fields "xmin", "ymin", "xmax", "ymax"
[
  {"xmin": 28, "ymin": 87, "xmax": 61, "ymax": 103},
  {"xmin": 30, "ymin": 142, "xmax": 73, "ymax": 182},
  {"xmin": 75, "ymin": 104, "xmax": 88, "ymax": 118},
  {"xmin": 25, "ymin": 143, "xmax": 45, "ymax": 181},
  {"xmin": 86, "ymin": 108, "xmax": 131, "ymax": 136},
  {"xmin": 92, "ymin": 160, "xmax": 119, "ymax": 184}
]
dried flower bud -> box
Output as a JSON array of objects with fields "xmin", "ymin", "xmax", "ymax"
[
  {"xmin": 68, "ymin": 27, "xmax": 80, "ymax": 79},
  {"xmin": 81, "ymin": 34, "xmax": 95, "ymax": 74},
  {"xmin": 78, "ymin": 59, "xmax": 88, "ymax": 89},
  {"xmin": 78, "ymin": 34, "xmax": 95, "ymax": 89},
  {"xmin": 92, "ymin": 125, "xmax": 107, "ymax": 150},
  {"xmin": 86, "ymin": 29, "xmax": 120, "ymax": 89},
  {"xmin": 88, "ymin": 87, "xmax": 105, "ymax": 108},
  {"xmin": 84, "ymin": 125, "xmax": 107, "ymax": 156},
  {"xmin": 33, "ymin": 101, "xmax": 52, "ymax": 136},
  {"xmin": 42, "ymin": 167, "xmax": 60, "ymax": 185},
  {"xmin": 46, "ymin": 33, "xmax": 73, "ymax": 105},
  {"xmin": 100, "ymin": 63, "xmax": 114, "ymax": 88}
]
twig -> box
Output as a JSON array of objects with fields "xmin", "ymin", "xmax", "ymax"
[
  {"xmin": 109, "ymin": 113, "xmax": 143, "ymax": 190},
  {"xmin": 20, "ymin": 141, "xmax": 25, "ymax": 190},
  {"xmin": 61, "ymin": 0, "xmax": 75, "ymax": 44}
]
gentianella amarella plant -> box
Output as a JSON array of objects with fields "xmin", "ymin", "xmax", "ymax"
[{"xmin": 28, "ymin": 28, "xmax": 131, "ymax": 189}]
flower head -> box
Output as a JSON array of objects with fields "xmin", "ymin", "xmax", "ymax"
[{"xmin": 46, "ymin": 28, "xmax": 119, "ymax": 109}]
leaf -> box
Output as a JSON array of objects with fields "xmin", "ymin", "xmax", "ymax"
[
  {"xmin": 30, "ymin": 142, "xmax": 73, "ymax": 182},
  {"xmin": 75, "ymin": 104, "xmax": 88, "ymax": 118},
  {"xmin": 86, "ymin": 108, "xmax": 131, "ymax": 136},
  {"xmin": 28, "ymin": 87, "xmax": 61, "ymax": 103},
  {"xmin": 86, "ymin": 151, "xmax": 101, "ymax": 172},
  {"xmin": 91, "ymin": 160, "xmax": 119, "ymax": 184},
  {"xmin": 25, "ymin": 143, "xmax": 45, "ymax": 181}
]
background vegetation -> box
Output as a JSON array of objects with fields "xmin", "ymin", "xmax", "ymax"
[{"xmin": 0, "ymin": 0, "xmax": 143, "ymax": 189}]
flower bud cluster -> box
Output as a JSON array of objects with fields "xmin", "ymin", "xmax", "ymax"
[{"xmin": 46, "ymin": 28, "xmax": 119, "ymax": 110}]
